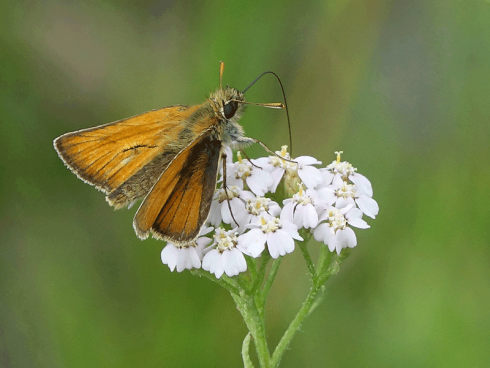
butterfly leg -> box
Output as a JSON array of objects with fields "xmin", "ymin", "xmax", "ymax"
[{"xmin": 221, "ymin": 152, "xmax": 240, "ymax": 228}]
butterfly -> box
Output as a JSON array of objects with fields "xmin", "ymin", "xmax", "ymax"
[{"xmin": 53, "ymin": 62, "xmax": 284, "ymax": 245}]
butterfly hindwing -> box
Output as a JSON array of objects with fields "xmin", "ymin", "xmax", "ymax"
[{"xmin": 133, "ymin": 127, "xmax": 222, "ymax": 244}]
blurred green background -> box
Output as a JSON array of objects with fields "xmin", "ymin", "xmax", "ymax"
[{"xmin": 2, "ymin": 0, "xmax": 490, "ymax": 367}]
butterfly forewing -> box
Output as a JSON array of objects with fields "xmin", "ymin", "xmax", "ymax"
[
  {"xmin": 53, "ymin": 105, "xmax": 201, "ymax": 195},
  {"xmin": 133, "ymin": 127, "xmax": 222, "ymax": 244}
]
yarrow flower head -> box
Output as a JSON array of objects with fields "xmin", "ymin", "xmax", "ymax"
[{"xmin": 159, "ymin": 148, "xmax": 379, "ymax": 280}]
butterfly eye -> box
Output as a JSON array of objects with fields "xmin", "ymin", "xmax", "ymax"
[{"xmin": 223, "ymin": 101, "xmax": 238, "ymax": 119}]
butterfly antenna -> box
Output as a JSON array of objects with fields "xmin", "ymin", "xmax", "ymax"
[
  {"xmin": 242, "ymin": 71, "xmax": 293, "ymax": 155},
  {"xmin": 219, "ymin": 61, "xmax": 225, "ymax": 90}
]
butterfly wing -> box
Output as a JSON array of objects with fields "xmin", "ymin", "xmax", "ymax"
[
  {"xmin": 133, "ymin": 127, "xmax": 222, "ymax": 244},
  {"xmin": 54, "ymin": 105, "xmax": 201, "ymax": 208}
]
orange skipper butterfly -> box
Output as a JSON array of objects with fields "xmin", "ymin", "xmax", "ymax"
[{"xmin": 54, "ymin": 62, "xmax": 284, "ymax": 245}]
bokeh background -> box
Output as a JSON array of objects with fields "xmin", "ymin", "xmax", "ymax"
[{"xmin": 2, "ymin": 0, "xmax": 490, "ymax": 367}]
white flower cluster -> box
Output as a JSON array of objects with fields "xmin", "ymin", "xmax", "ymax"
[{"xmin": 161, "ymin": 147, "xmax": 379, "ymax": 278}]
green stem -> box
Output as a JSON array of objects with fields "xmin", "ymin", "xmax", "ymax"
[
  {"xmin": 251, "ymin": 252, "xmax": 271, "ymax": 295},
  {"xmin": 232, "ymin": 293, "xmax": 271, "ymax": 367},
  {"xmin": 270, "ymin": 284, "xmax": 321, "ymax": 367},
  {"xmin": 260, "ymin": 257, "xmax": 282, "ymax": 305},
  {"xmin": 269, "ymin": 250, "xmax": 351, "ymax": 367},
  {"xmin": 246, "ymin": 256, "xmax": 258, "ymax": 279},
  {"xmin": 298, "ymin": 241, "xmax": 316, "ymax": 279},
  {"xmin": 316, "ymin": 244, "xmax": 333, "ymax": 275},
  {"xmin": 242, "ymin": 333, "xmax": 255, "ymax": 368}
]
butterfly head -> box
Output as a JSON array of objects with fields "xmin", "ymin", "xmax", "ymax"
[{"xmin": 209, "ymin": 86, "xmax": 246, "ymax": 122}]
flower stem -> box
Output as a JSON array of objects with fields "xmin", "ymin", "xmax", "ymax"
[
  {"xmin": 232, "ymin": 292, "xmax": 271, "ymax": 367},
  {"xmin": 269, "ymin": 284, "xmax": 320, "ymax": 367},
  {"xmin": 242, "ymin": 333, "xmax": 255, "ymax": 368},
  {"xmin": 298, "ymin": 241, "xmax": 316, "ymax": 279},
  {"xmin": 269, "ymin": 250, "xmax": 350, "ymax": 367},
  {"xmin": 251, "ymin": 253, "xmax": 271, "ymax": 295},
  {"xmin": 259, "ymin": 257, "xmax": 282, "ymax": 305}
]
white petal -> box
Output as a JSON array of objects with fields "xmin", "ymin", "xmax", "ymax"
[
  {"xmin": 336, "ymin": 197, "xmax": 355, "ymax": 209},
  {"xmin": 199, "ymin": 226, "xmax": 214, "ymax": 236},
  {"xmin": 356, "ymin": 195, "xmax": 379, "ymax": 219},
  {"xmin": 269, "ymin": 168, "xmax": 285, "ymax": 193},
  {"xmin": 345, "ymin": 208, "xmax": 363, "ymax": 219},
  {"xmin": 304, "ymin": 204, "xmax": 319, "ymax": 229},
  {"xmin": 237, "ymin": 229, "xmax": 266, "ymax": 257},
  {"xmin": 298, "ymin": 166, "xmax": 323, "ymax": 189},
  {"xmin": 280, "ymin": 202, "xmax": 295, "ymax": 223},
  {"xmin": 222, "ymin": 250, "xmax": 237, "ymax": 277},
  {"xmin": 293, "ymin": 204, "xmax": 306, "ymax": 228},
  {"xmin": 190, "ymin": 248, "xmax": 203, "ymax": 269},
  {"xmin": 240, "ymin": 190, "xmax": 256, "ymax": 201},
  {"xmin": 195, "ymin": 238, "xmax": 213, "ymax": 260},
  {"xmin": 207, "ymin": 200, "xmax": 222, "ymax": 227},
  {"xmin": 296, "ymin": 156, "xmax": 322, "ymax": 166},
  {"xmin": 316, "ymin": 187, "xmax": 337, "ymax": 206},
  {"xmin": 221, "ymin": 197, "xmax": 246, "ymax": 225},
  {"xmin": 319, "ymin": 168, "xmax": 334, "ymax": 187},
  {"xmin": 331, "ymin": 174, "xmax": 343, "ymax": 188},
  {"xmin": 268, "ymin": 230, "xmax": 295, "ymax": 257},
  {"xmin": 223, "ymin": 248, "xmax": 247, "ymax": 277},
  {"xmin": 161, "ymin": 245, "xmax": 178, "ymax": 271},
  {"xmin": 339, "ymin": 203, "xmax": 355, "ymax": 215},
  {"xmin": 313, "ymin": 223, "xmax": 328, "ymax": 243},
  {"xmin": 202, "ymin": 249, "xmax": 218, "ymax": 271},
  {"xmin": 319, "ymin": 227, "xmax": 336, "ymax": 252},
  {"xmin": 247, "ymin": 169, "xmax": 273, "ymax": 196},
  {"xmin": 176, "ymin": 251, "xmax": 188, "ymax": 272},
  {"xmin": 268, "ymin": 202, "xmax": 282, "ymax": 217},
  {"xmin": 326, "ymin": 230, "xmax": 337, "ymax": 253},
  {"xmin": 350, "ymin": 173, "xmax": 373, "ymax": 197},
  {"xmin": 202, "ymin": 250, "xmax": 225, "ymax": 278},
  {"xmin": 281, "ymin": 220, "xmax": 303, "ymax": 241},
  {"xmin": 226, "ymin": 176, "xmax": 244, "ymax": 190},
  {"xmin": 337, "ymin": 228, "xmax": 357, "ymax": 250},
  {"xmin": 347, "ymin": 217, "xmax": 370, "ymax": 229},
  {"xmin": 234, "ymin": 249, "xmax": 248, "ymax": 272},
  {"xmin": 176, "ymin": 249, "xmax": 194, "ymax": 272},
  {"xmin": 253, "ymin": 157, "xmax": 274, "ymax": 171},
  {"xmin": 313, "ymin": 224, "xmax": 336, "ymax": 251}
]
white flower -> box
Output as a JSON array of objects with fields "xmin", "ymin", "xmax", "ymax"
[
  {"xmin": 325, "ymin": 151, "xmax": 357, "ymax": 179},
  {"xmin": 241, "ymin": 196, "xmax": 281, "ymax": 228},
  {"xmin": 226, "ymin": 152, "xmax": 273, "ymax": 196},
  {"xmin": 313, "ymin": 206, "xmax": 368, "ymax": 254},
  {"xmin": 207, "ymin": 185, "xmax": 254, "ymax": 228},
  {"xmin": 161, "ymin": 235, "xmax": 212, "ymax": 272},
  {"xmin": 318, "ymin": 151, "xmax": 379, "ymax": 219},
  {"xmin": 238, "ymin": 216, "xmax": 303, "ymax": 259},
  {"xmin": 320, "ymin": 175, "xmax": 379, "ymax": 219},
  {"xmin": 262, "ymin": 146, "xmax": 323, "ymax": 192},
  {"xmin": 281, "ymin": 184, "xmax": 327, "ymax": 229},
  {"xmin": 202, "ymin": 228, "xmax": 247, "ymax": 278}
]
